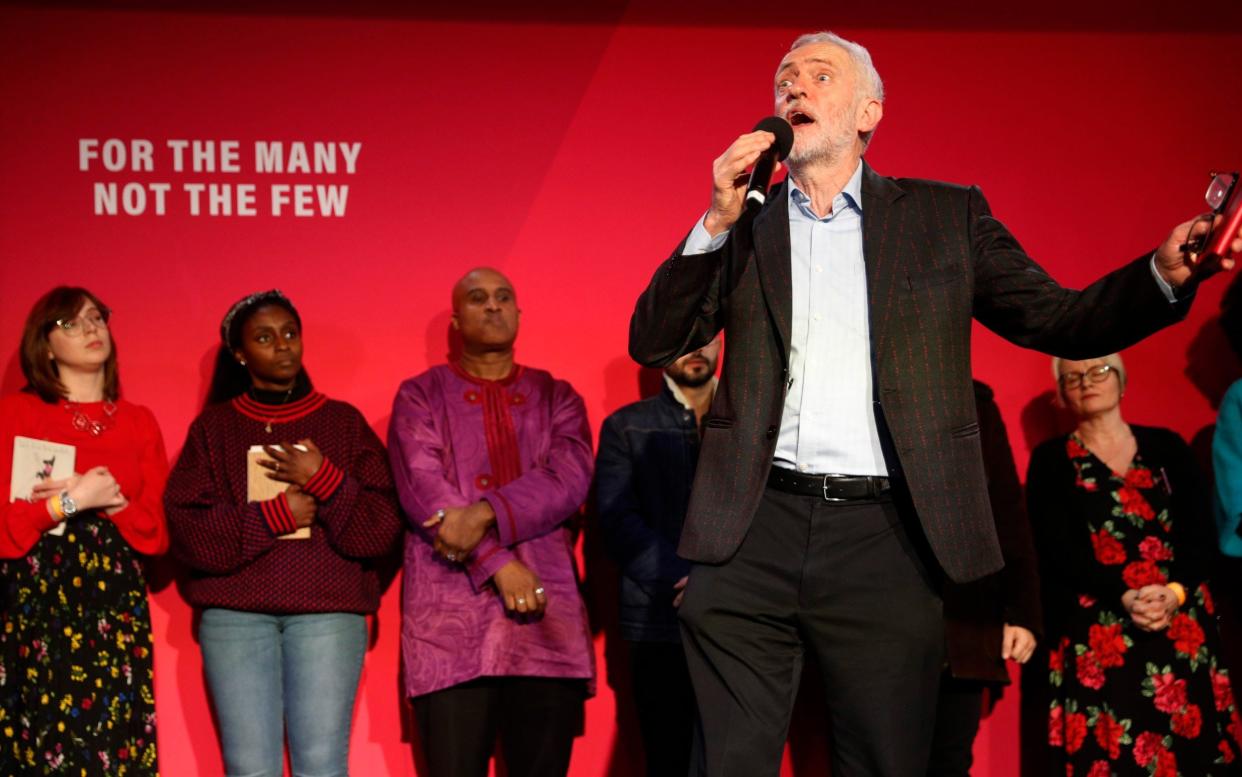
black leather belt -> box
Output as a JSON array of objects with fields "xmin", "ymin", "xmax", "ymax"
[{"xmin": 767, "ymin": 467, "xmax": 891, "ymax": 501}]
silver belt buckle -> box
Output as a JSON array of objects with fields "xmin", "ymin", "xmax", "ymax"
[{"xmin": 821, "ymin": 473, "xmax": 851, "ymax": 502}]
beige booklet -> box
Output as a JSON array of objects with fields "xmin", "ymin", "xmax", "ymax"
[
  {"xmin": 10, "ymin": 436, "xmax": 75, "ymax": 537},
  {"xmin": 247, "ymin": 445, "xmax": 311, "ymax": 539}
]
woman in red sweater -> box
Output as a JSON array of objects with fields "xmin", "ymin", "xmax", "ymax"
[
  {"xmin": 164, "ymin": 290, "xmax": 402, "ymax": 777},
  {"xmin": 0, "ymin": 286, "xmax": 168, "ymax": 775}
]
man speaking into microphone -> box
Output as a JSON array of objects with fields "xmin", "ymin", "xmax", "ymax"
[{"xmin": 628, "ymin": 30, "xmax": 1241, "ymax": 777}]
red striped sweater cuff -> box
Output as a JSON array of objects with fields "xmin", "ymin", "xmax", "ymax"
[
  {"xmin": 260, "ymin": 493, "xmax": 298, "ymax": 536},
  {"xmin": 303, "ymin": 458, "xmax": 344, "ymax": 502}
]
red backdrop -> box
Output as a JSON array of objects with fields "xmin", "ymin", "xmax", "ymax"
[{"xmin": 3, "ymin": 2, "xmax": 1242, "ymax": 774}]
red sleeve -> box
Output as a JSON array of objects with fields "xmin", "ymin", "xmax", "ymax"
[
  {"xmin": 0, "ymin": 395, "xmax": 60, "ymax": 558},
  {"xmin": 107, "ymin": 405, "xmax": 170, "ymax": 556}
]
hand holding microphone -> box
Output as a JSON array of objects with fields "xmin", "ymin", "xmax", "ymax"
[{"xmin": 704, "ymin": 116, "xmax": 795, "ymax": 237}]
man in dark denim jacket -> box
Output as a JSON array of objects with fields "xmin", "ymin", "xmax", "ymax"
[{"xmin": 596, "ymin": 335, "xmax": 719, "ymax": 777}]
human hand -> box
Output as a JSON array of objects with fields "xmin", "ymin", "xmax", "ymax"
[
  {"xmin": 259, "ymin": 440, "xmax": 324, "ymax": 488},
  {"xmin": 492, "ymin": 559, "xmax": 547, "ymax": 616},
  {"xmin": 704, "ymin": 131, "xmax": 779, "ymax": 236},
  {"xmin": 1134, "ymin": 584, "xmax": 1179, "ymax": 631},
  {"xmin": 1123, "ymin": 586, "xmax": 1177, "ymax": 632},
  {"xmin": 424, "ymin": 501, "xmax": 495, "ymax": 562},
  {"xmin": 285, "ymin": 485, "xmax": 317, "ymax": 529},
  {"xmin": 67, "ymin": 467, "xmax": 125, "ymax": 512},
  {"xmin": 1155, "ymin": 213, "xmax": 1238, "ymax": 288},
  {"xmin": 672, "ymin": 575, "xmax": 690, "ymax": 608},
  {"xmin": 1001, "ymin": 624, "xmax": 1037, "ymax": 663},
  {"xmin": 30, "ymin": 475, "xmax": 78, "ymax": 502}
]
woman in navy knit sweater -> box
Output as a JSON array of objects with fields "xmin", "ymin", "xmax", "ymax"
[{"xmin": 164, "ymin": 290, "xmax": 403, "ymax": 777}]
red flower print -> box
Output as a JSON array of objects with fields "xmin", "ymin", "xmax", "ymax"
[
  {"xmin": 1153, "ymin": 749, "xmax": 1177, "ymax": 777},
  {"xmin": 1118, "ymin": 486, "xmax": 1155, "ymax": 520},
  {"xmin": 1089, "ymin": 623, "xmax": 1128, "ymax": 668},
  {"xmin": 1076, "ymin": 651, "xmax": 1105, "ymax": 690},
  {"xmin": 1086, "ymin": 762, "xmax": 1110, "ymax": 777},
  {"xmin": 1152, "ymin": 673, "xmax": 1188, "ymax": 714},
  {"xmin": 1050, "ymin": 639, "xmax": 1067, "ymax": 674},
  {"xmin": 1078, "ymin": 594, "xmax": 1097, "ymax": 608},
  {"xmin": 1168, "ymin": 613, "xmax": 1205, "ymax": 658},
  {"xmin": 1065, "ymin": 711, "xmax": 1089, "ymax": 754},
  {"xmin": 1067, "ymin": 437, "xmax": 1090, "ymax": 458},
  {"xmin": 1125, "ymin": 468, "xmax": 1154, "ymax": 488},
  {"xmin": 1094, "ymin": 711, "xmax": 1125, "ymax": 759},
  {"xmin": 1133, "ymin": 731, "xmax": 1163, "ymax": 766},
  {"xmin": 1138, "ymin": 536, "xmax": 1174, "ymax": 562},
  {"xmin": 1172, "ymin": 704, "xmax": 1202, "ymax": 738},
  {"xmin": 1222, "ymin": 739, "xmax": 1236, "ymax": 764},
  {"xmin": 1049, "ymin": 703, "xmax": 1064, "ymax": 747},
  {"xmin": 1122, "ymin": 559, "xmax": 1167, "ymax": 589},
  {"xmin": 1201, "ymin": 583, "xmax": 1216, "ymax": 615},
  {"xmin": 1212, "ymin": 667, "xmax": 1235, "ymax": 712},
  {"xmin": 81, "ymin": 698, "xmax": 92, "ymax": 710},
  {"xmin": 1091, "ymin": 529, "xmax": 1127, "ymax": 565}
]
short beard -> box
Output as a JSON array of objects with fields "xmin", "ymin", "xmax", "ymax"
[
  {"xmin": 668, "ymin": 367, "xmax": 714, "ymax": 388},
  {"xmin": 786, "ymin": 99, "xmax": 861, "ymax": 173}
]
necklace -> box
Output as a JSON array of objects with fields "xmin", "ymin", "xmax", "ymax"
[
  {"xmin": 64, "ymin": 400, "xmax": 117, "ymax": 436},
  {"xmin": 252, "ymin": 387, "xmax": 295, "ymax": 433}
]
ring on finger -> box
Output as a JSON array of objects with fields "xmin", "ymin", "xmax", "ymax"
[
  {"xmin": 516, "ymin": 597, "xmax": 526, "ymax": 605},
  {"xmin": 534, "ymin": 586, "xmax": 546, "ymax": 598}
]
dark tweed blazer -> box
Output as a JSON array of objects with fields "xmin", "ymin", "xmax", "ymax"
[{"xmin": 629, "ymin": 161, "xmax": 1189, "ymax": 583}]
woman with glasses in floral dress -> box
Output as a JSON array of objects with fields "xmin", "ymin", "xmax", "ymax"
[
  {"xmin": 1030, "ymin": 352, "xmax": 1242, "ymax": 774},
  {"xmin": 0, "ymin": 287, "xmax": 168, "ymax": 775}
]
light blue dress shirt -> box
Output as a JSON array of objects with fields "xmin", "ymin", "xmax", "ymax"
[{"xmin": 685, "ymin": 161, "xmax": 887, "ymax": 475}]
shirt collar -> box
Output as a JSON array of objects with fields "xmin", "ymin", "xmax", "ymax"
[{"xmin": 786, "ymin": 159, "xmax": 864, "ymax": 221}]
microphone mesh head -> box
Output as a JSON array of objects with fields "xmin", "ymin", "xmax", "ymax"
[{"xmin": 753, "ymin": 116, "xmax": 794, "ymax": 160}]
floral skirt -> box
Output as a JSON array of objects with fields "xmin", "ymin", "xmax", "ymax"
[
  {"xmin": 1047, "ymin": 586, "xmax": 1242, "ymax": 776},
  {"xmin": 0, "ymin": 517, "xmax": 158, "ymax": 775}
]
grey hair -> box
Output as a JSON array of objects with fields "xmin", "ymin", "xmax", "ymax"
[
  {"xmin": 788, "ymin": 31, "xmax": 884, "ymax": 148},
  {"xmin": 1051, "ymin": 353, "xmax": 1127, "ymax": 403}
]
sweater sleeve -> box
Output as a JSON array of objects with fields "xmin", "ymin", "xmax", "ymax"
[
  {"xmin": 314, "ymin": 407, "xmax": 403, "ymax": 560},
  {"xmin": 0, "ymin": 399, "xmax": 60, "ymax": 558},
  {"xmin": 164, "ymin": 415, "xmax": 280, "ymax": 574},
  {"xmin": 486, "ymin": 381, "xmax": 594, "ymax": 547},
  {"xmin": 105, "ymin": 405, "xmax": 170, "ymax": 556}
]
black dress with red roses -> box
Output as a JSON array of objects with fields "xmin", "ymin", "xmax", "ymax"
[{"xmin": 1028, "ymin": 426, "xmax": 1242, "ymax": 776}]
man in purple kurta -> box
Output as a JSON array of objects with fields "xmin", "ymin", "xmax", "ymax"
[{"xmin": 388, "ymin": 267, "xmax": 595, "ymax": 777}]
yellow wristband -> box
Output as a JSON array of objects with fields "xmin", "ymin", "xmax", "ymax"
[
  {"xmin": 48, "ymin": 493, "xmax": 65, "ymax": 521},
  {"xmin": 1167, "ymin": 581, "xmax": 1187, "ymax": 607}
]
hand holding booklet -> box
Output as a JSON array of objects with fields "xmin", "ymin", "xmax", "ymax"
[
  {"xmin": 10, "ymin": 436, "xmax": 75, "ymax": 537},
  {"xmin": 247, "ymin": 444, "xmax": 311, "ymax": 539}
]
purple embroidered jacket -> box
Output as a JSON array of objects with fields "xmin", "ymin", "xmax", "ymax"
[{"xmin": 389, "ymin": 363, "xmax": 596, "ymax": 697}]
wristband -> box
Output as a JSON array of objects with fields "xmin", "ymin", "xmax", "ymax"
[
  {"xmin": 48, "ymin": 493, "xmax": 64, "ymax": 521},
  {"xmin": 1167, "ymin": 581, "xmax": 1187, "ymax": 607}
]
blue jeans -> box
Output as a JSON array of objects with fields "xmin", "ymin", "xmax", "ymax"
[{"xmin": 199, "ymin": 609, "xmax": 368, "ymax": 777}]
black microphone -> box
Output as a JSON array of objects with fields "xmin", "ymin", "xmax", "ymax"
[{"xmin": 745, "ymin": 116, "xmax": 794, "ymax": 210}]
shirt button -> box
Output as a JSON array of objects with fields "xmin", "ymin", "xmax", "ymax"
[
  {"xmin": 798, "ymin": 463, "xmax": 809, "ymax": 472},
  {"xmin": 813, "ymin": 314, "xmax": 821, "ymax": 322},
  {"xmin": 815, "ymin": 265, "xmax": 823, "ymax": 273}
]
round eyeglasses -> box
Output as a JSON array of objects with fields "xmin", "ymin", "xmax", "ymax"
[{"xmin": 54, "ymin": 309, "xmax": 111, "ymax": 338}]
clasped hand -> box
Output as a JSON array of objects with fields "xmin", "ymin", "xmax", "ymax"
[
  {"xmin": 32, "ymin": 466, "xmax": 127, "ymax": 516},
  {"xmin": 423, "ymin": 501, "xmax": 496, "ymax": 563},
  {"xmin": 1122, "ymin": 586, "xmax": 1179, "ymax": 632}
]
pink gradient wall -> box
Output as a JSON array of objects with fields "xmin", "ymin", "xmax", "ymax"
[{"xmin": 3, "ymin": 3, "xmax": 1241, "ymax": 774}]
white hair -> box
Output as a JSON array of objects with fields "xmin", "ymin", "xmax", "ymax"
[
  {"xmin": 1051, "ymin": 353, "xmax": 1127, "ymax": 403},
  {"xmin": 788, "ymin": 31, "xmax": 884, "ymax": 148}
]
